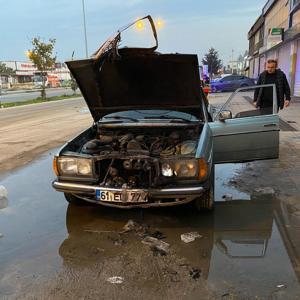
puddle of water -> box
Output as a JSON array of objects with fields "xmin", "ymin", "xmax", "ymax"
[
  {"xmin": 215, "ymin": 163, "xmax": 251, "ymax": 201},
  {"xmin": 0, "ymin": 151, "xmax": 300, "ymax": 299}
]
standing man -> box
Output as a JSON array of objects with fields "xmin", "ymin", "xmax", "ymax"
[{"xmin": 254, "ymin": 59, "xmax": 291, "ymax": 114}]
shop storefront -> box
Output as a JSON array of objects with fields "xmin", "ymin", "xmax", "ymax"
[
  {"xmin": 277, "ymin": 43, "xmax": 291, "ymax": 81},
  {"xmin": 259, "ymin": 55, "xmax": 266, "ymax": 73},
  {"xmin": 253, "ymin": 56, "xmax": 260, "ymax": 79},
  {"xmin": 294, "ymin": 39, "xmax": 300, "ymax": 96}
]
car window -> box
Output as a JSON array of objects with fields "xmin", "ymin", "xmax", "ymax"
[
  {"xmin": 222, "ymin": 76, "xmax": 233, "ymax": 82},
  {"xmin": 232, "ymin": 76, "xmax": 244, "ymax": 81},
  {"xmin": 215, "ymin": 85, "xmax": 277, "ymax": 120}
]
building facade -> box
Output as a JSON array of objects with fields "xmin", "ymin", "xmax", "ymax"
[
  {"xmin": 248, "ymin": 0, "xmax": 300, "ymax": 96},
  {"xmin": 0, "ymin": 61, "xmax": 71, "ymax": 88}
]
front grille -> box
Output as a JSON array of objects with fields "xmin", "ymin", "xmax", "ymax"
[{"xmin": 95, "ymin": 158, "xmax": 158, "ymax": 188}]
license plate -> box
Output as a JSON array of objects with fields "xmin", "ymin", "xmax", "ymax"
[{"xmin": 95, "ymin": 189, "xmax": 148, "ymax": 203}]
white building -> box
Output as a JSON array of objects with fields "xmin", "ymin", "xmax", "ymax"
[{"xmin": 0, "ymin": 61, "xmax": 71, "ymax": 87}]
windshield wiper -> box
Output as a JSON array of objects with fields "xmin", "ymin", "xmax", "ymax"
[
  {"xmin": 103, "ymin": 115, "xmax": 139, "ymax": 122},
  {"xmin": 144, "ymin": 116, "xmax": 193, "ymax": 123}
]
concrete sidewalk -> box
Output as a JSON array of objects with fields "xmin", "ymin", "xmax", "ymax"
[{"xmin": 280, "ymin": 97, "xmax": 300, "ymax": 131}]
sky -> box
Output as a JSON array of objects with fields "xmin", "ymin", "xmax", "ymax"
[{"xmin": 0, "ymin": 0, "xmax": 266, "ymax": 65}]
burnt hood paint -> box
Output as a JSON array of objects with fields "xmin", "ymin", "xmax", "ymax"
[{"xmin": 66, "ymin": 18, "xmax": 204, "ymax": 122}]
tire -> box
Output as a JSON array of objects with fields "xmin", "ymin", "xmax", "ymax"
[
  {"xmin": 194, "ymin": 164, "xmax": 215, "ymax": 212},
  {"xmin": 64, "ymin": 193, "xmax": 89, "ymax": 206}
]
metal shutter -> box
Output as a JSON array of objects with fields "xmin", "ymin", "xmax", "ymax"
[
  {"xmin": 278, "ymin": 43, "xmax": 291, "ymax": 84},
  {"xmin": 254, "ymin": 57, "xmax": 260, "ymax": 79},
  {"xmin": 267, "ymin": 50, "xmax": 276, "ymax": 60},
  {"xmin": 249, "ymin": 59, "xmax": 254, "ymax": 78},
  {"xmin": 259, "ymin": 55, "xmax": 266, "ymax": 73},
  {"xmin": 294, "ymin": 40, "xmax": 300, "ymax": 96}
]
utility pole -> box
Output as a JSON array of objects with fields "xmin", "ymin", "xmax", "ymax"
[
  {"xmin": 231, "ymin": 49, "xmax": 234, "ymax": 73},
  {"xmin": 82, "ymin": 0, "xmax": 88, "ymax": 58}
]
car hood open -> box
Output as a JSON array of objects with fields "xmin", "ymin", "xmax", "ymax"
[{"xmin": 66, "ymin": 16, "xmax": 204, "ymax": 122}]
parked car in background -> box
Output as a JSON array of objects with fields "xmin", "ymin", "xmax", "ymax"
[{"xmin": 210, "ymin": 75, "xmax": 255, "ymax": 93}]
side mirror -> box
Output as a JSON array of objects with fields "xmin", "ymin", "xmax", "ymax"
[{"xmin": 219, "ymin": 110, "xmax": 232, "ymax": 122}]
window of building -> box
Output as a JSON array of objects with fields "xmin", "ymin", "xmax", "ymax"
[
  {"xmin": 293, "ymin": 0, "xmax": 300, "ymax": 7},
  {"xmin": 292, "ymin": 9, "xmax": 300, "ymax": 26},
  {"xmin": 255, "ymin": 31, "xmax": 260, "ymax": 44}
]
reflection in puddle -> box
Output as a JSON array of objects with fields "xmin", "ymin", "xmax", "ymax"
[
  {"xmin": 58, "ymin": 197, "xmax": 300, "ymax": 298},
  {"xmin": 0, "ymin": 197, "xmax": 8, "ymax": 210},
  {"xmin": 0, "ymin": 151, "xmax": 299, "ymax": 298},
  {"xmin": 0, "ymin": 186, "xmax": 8, "ymax": 210}
]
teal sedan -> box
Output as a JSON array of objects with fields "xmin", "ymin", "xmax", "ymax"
[{"xmin": 52, "ymin": 16, "xmax": 279, "ymax": 211}]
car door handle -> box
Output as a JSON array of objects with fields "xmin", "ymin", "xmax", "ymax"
[{"xmin": 264, "ymin": 124, "xmax": 277, "ymax": 127}]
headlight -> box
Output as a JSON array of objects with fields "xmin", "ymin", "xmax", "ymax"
[
  {"xmin": 77, "ymin": 159, "xmax": 93, "ymax": 175},
  {"xmin": 60, "ymin": 158, "xmax": 78, "ymax": 174},
  {"xmin": 174, "ymin": 160, "xmax": 198, "ymax": 177},
  {"xmin": 55, "ymin": 157, "xmax": 93, "ymax": 177},
  {"xmin": 161, "ymin": 158, "xmax": 208, "ymax": 180},
  {"xmin": 161, "ymin": 163, "xmax": 174, "ymax": 177}
]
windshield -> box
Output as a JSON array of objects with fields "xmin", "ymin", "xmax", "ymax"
[{"xmin": 103, "ymin": 110, "xmax": 200, "ymax": 122}]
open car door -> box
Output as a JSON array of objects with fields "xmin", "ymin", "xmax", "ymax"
[{"xmin": 209, "ymin": 84, "xmax": 279, "ymax": 164}]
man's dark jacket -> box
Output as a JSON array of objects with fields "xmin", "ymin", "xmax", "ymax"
[{"xmin": 254, "ymin": 69, "xmax": 291, "ymax": 109}]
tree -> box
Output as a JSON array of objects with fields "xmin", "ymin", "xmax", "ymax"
[
  {"xmin": 70, "ymin": 74, "xmax": 78, "ymax": 94},
  {"xmin": 0, "ymin": 63, "xmax": 15, "ymax": 76},
  {"xmin": 27, "ymin": 37, "xmax": 56, "ymax": 99},
  {"xmin": 202, "ymin": 48, "xmax": 223, "ymax": 79},
  {"xmin": 238, "ymin": 54, "xmax": 244, "ymax": 62}
]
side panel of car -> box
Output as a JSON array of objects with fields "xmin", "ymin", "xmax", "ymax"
[
  {"xmin": 196, "ymin": 123, "xmax": 214, "ymax": 173},
  {"xmin": 209, "ymin": 114, "xmax": 279, "ymax": 164}
]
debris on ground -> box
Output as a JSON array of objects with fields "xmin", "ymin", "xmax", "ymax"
[
  {"xmin": 106, "ymin": 276, "xmax": 124, "ymax": 284},
  {"xmin": 151, "ymin": 246, "xmax": 167, "ymax": 256},
  {"xmin": 121, "ymin": 220, "xmax": 149, "ymax": 236},
  {"xmin": 254, "ymin": 187, "xmax": 275, "ymax": 195},
  {"xmin": 180, "ymin": 232, "xmax": 203, "ymax": 243},
  {"xmin": 121, "ymin": 220, "xmax": 167, "ymax": 241},
  {"xmin": 222, "ymin": 194, "xmax": 233, "ymax": 201},
  {"xmin": 229, "ymin": 179, "xmax": 237, "ymax": 185},
  {"xmin": 276, "ymin": 284, "xmax": 286, "ymax": 289},
  {"xmin": 142, "ymin": 236, "xmax": 170, "ymax": 256},
  {"xmin": 189, "ymin": 268, "xmax": 201, "ymax": 280},
  {"xmin": 122, "ymin": 220, "xmax": 140, "ymax": 232},
  {"xmin": 0, "ymin": 186, "xmax": 8, "ymax": 199},
  {"xmin": 221, "ymin": 293, "xmax": 230, "ymax": 298},
  {"xmin": 146, "ymin": 230, "xmax": 166, "ymax": 240},
  {"xmin": 107, "ymin": 235, "xmax": 126, "ymax": 246}
]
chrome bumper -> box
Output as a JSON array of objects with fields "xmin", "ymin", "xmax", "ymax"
[{"xmin": 52, "ymin": 180, "xmax": 205, "ymax": 208}]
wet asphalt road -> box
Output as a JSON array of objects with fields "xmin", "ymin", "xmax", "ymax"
[
  {"xmin": 0, "ymin": 88, "xmax": 75, "ymax": 103},
  {"xmin": 0, "ymin": 151, "xmax": 300, "ymax": 299}
]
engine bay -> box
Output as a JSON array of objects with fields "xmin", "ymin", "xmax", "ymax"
[{"xmin": 80, "ymin": 125, "xmax": 201, "ymax": 188}]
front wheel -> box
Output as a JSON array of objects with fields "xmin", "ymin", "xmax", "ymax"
[{"xmin": 194, "ymin": 164, "xmax": 215, "ymax": 212}]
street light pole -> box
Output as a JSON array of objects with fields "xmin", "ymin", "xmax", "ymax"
[{"xmin": 82, "ymin": 0, "xmax": 88, "ymax": 58}]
